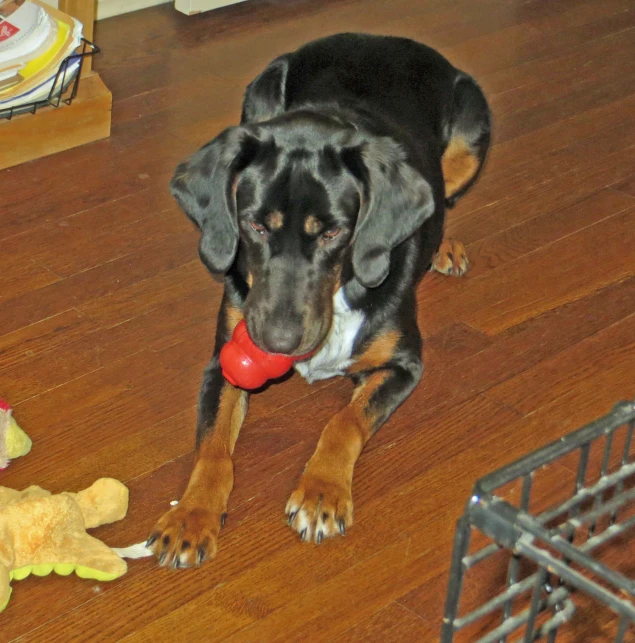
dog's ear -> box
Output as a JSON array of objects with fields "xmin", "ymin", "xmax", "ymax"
[
  {"xmin": 241, "ymin": 53, "xmax": 291, "ymax": 124},
  {"xmin": 170, "ymin": 127, "xmax": 260, "ymax": 274},
  {"xmin": 341, "ymin": 137, "xmax": 436, "ymax": 288}
]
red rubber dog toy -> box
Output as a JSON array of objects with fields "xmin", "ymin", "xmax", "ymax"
[{"xmin": 220, "ymin": 320, "xmax": 314, "ymax": 389}]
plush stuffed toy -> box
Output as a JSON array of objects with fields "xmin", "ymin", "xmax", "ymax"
[
  {"xmin": 0, "ymin": 399, "xmax": 32, "ymax": 469},
  {"xmin": 0, "ymin": 478, "xmax": 132, "ymax": 612}
]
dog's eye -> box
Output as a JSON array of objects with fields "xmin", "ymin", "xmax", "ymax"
[
  {"xmin": 250, "ymin": 221, "xmax": 267, "ymax": 235},
  {"xmin": 322, "ymin": 227, "xmax": 341, "ymax": 241}
]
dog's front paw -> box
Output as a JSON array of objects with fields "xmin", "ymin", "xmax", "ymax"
[
  {"xmin": 147, "ymin": 503, "xmax": 227, "ymax": 569},
  {"xmin": 285, "ymin": 471, "xmax": 353, "ymax": 544}
]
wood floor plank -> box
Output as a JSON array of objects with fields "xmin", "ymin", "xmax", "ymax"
[
  {"xmin": 0, "ymin": 257, "xmax": 60, "ymax": 302},
  {"xmin": 0, "ymin": 229, "xmax": 199, "ymax": 337},
  {"xmin": 481, "ymin": 21, "xmax": 635, "ymax": 97},
  {"xmin": 483, "ymin": 33, "xmax": 635, "ymax": 144},
  {"xmin": 2, "ymin": 0, "xmax": 634, "ymax": 641},
  {"xmin": 436, "ymin": 208, "xmax": 635, "ymax": 336},
  {"xmin": 0, "ymin": 310, "xmax": 98, "ymax": 367},
  {"xmin": 335, "ymin": 602, "xmax": 435, "ymax": 642},
  {"xmin": 220, "ymin": 541, "xmax": 420, "ymax": 642},
  {"xmin": 450, "ymin": 117, "xmax": 635, "ymax": 244},
  {"xmin": 487, "ymin": 312, "xmax": 635, "ymax": 414},
  {"xmin": 114, "ymin": 79, "xmax": 245, "ymax": 148},
  {"xmin": 2, "ymin": 203, "xmax": 188, "ymax": 279},
  {"xmin": 2, "ymin": 130, "xmax": 191, "ymax": 244},
  {"xmin": 483, "ymin": 94, "xmax": 635, "ymax": 183},
  {"xmin": 612, "ymin": 174, "xmax": 635, "ymax": 198},
  {"xmin": 450, "ymin": 153, "xmax": 635, "ymax": 254},
  {"xmin": 454, "ymin": 188, "xmax": 634, "ymax": 281},
  {"xmin": 1, "ymin": 155, "xmax": 149, "ymax": 242},
  {"xmin": 76, "ymin": 260, "xmax": 210, "ymax": 326},
  {"xmin": 463, "ymin": 211, "xmax": 635, "ymax": 334},
  {"xmin": 0, "ymin": 288, "xmax": 217, "ymax": 405},
  {"xmin": 397, "ymin": 567, "xmax": 481, "ymax": 639},
  {"xmin": 416, "ymin": 277, "xmax": 635, "ymax": 413}
]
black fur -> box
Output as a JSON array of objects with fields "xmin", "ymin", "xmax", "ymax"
[{"xmin": 171, "ymin": 32, "xmax": 491, "ymax": 448}]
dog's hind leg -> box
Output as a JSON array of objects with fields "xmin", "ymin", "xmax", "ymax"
[
  {"xmin": 442, "ymin": 74, "xmax": 491, "ymax": 208},
  {"xmin": 433, "ymin": 75, "xmax": 491, "ymax": 277}
]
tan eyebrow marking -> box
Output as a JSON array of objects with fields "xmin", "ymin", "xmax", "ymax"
[
  {"xmin": 304, "ymin": 215, "xmax": 322, "ymax": 235},
  {"xmin": 266, "ymin": 211, "xmax": 284, "ymax": 230}
]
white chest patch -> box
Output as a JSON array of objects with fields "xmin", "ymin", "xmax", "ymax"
[{"xmin": 294, "ymin": 289, "xmax": 365, "ymax": 384}]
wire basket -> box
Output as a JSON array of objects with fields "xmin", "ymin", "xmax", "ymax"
[
  {"xmin": 442, "ymin": 399, "xmax": 635, "ymax": 642},
  {"xmin": 0, "ymin": 37, "xmax": 100, "ymax": 120}
]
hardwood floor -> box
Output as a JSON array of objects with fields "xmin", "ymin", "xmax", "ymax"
[{"xmin": 1, "ymin": 0, "xmax": 634, "ymax": 640}]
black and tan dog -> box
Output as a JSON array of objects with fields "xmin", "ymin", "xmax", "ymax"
[{"xmin": 147, "ymin": 33, "xmax": 491, "ymax": 567}]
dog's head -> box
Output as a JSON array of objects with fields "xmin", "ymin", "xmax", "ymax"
[{"xmin": 171, "ymin": 111, "xmax": 435, "ymax": 355}]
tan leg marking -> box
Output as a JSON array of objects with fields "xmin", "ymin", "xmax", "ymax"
[
  {"xmin": 349, "ymin": 330, "xmax": 401, "ymax": 373},
  {"xmin": 442, "ymin": 137, "xmax": 480, "ymax": 199}
]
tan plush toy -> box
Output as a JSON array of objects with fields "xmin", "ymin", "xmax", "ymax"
[{"xmin": 0, "ymin": 478, "xmax": 132, "ymax": 612}]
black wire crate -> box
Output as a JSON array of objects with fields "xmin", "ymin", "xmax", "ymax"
[
  {"xmin": 0, "ymin": 38, "xmax": 100, "ymax": 121},
  {"xmin": 442, "ymin": 399, "xmax": 635, "ymax": 642}
]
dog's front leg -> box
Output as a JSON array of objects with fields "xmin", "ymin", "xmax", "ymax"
[
  {"xmin": 148, "ymin": 303, "xmax": 248, "ymax": 568},
  {"xmin": 286, "ymin": 356, "xmax": 422, "ymax": 543}
]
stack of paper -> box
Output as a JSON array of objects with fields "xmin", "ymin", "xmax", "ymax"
[{"xmin": 0, "ymin": 0, "xmax": 83, "ymax": 112}]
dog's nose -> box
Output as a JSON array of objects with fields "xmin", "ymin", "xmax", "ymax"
[{"xmin": 261, "ymin": 321, "xmax": 303, "ymax": 355}]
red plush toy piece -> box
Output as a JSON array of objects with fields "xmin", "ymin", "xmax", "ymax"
[{"xmin": 220, "ymin": 320, "xmax": 314, "ymax": 390}]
